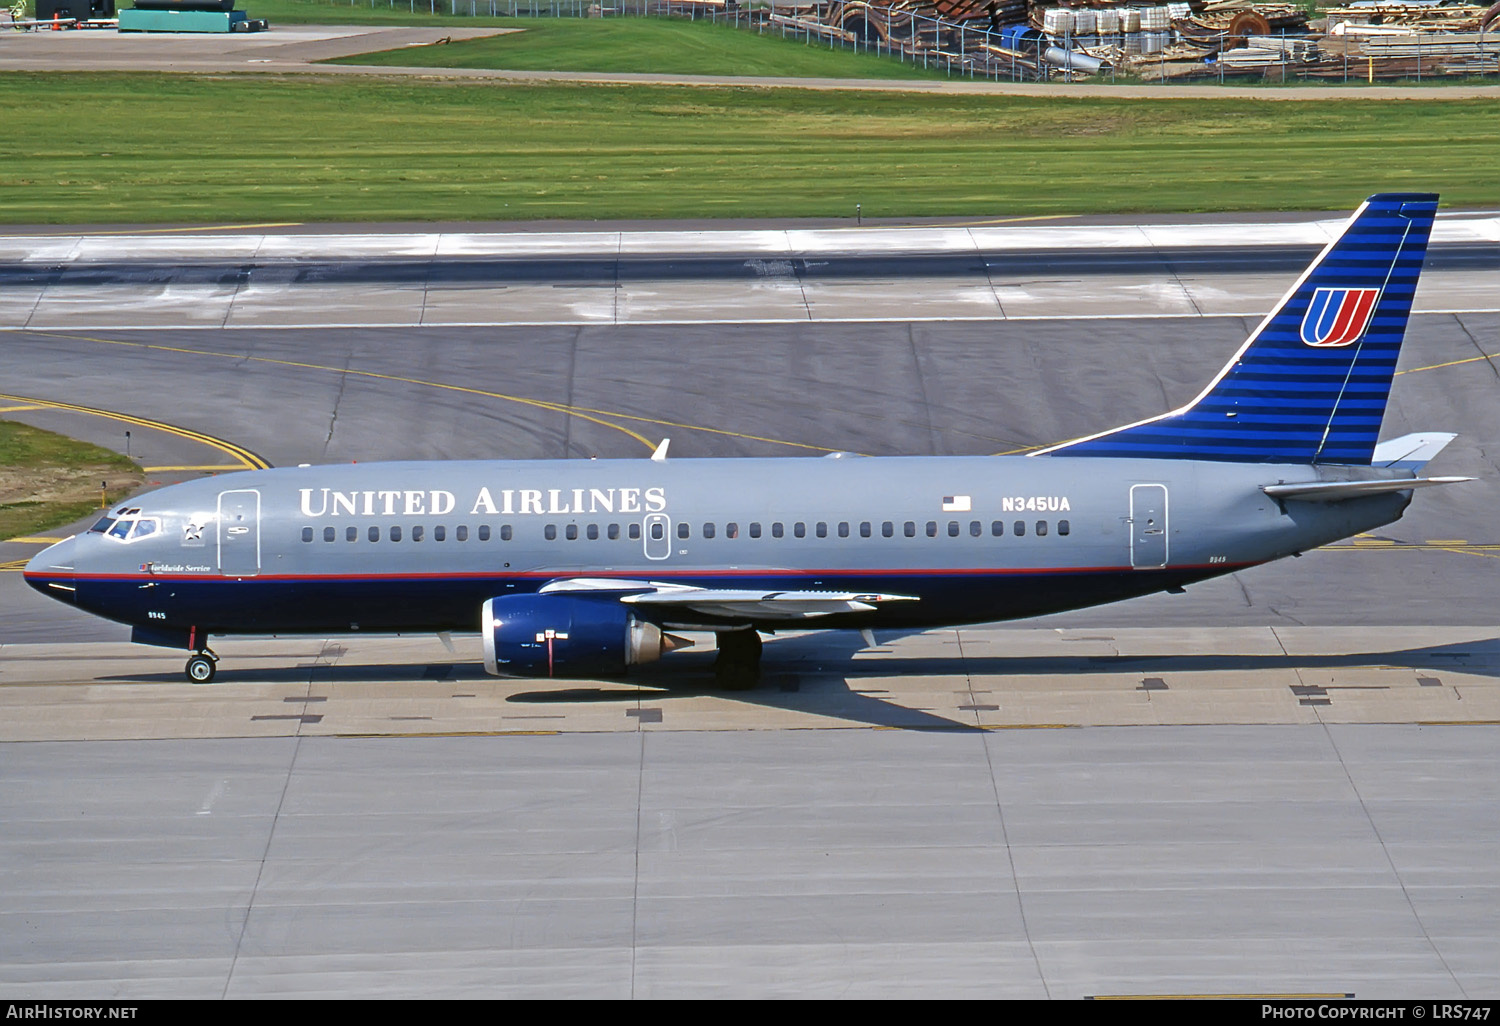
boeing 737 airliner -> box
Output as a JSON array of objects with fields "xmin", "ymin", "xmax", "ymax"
[{"xmin": 24, "ymin": 194, "xmax": 1469, "ymax": 686}]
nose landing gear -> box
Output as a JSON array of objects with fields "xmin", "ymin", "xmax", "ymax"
[{"xmin": 185, "ymin": 650, "xmax": 218, "ymax": 684}]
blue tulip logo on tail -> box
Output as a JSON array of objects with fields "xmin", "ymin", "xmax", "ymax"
[{"xmin": 1301, "ymin": 287, "xmax": 1382, "ymax": 347}]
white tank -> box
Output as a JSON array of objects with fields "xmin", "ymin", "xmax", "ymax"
[
  {"xmin": 1139, "ymin": 6, "xmax": 1170, "ymax": 30},
  {"xmin": 1096, "ymin": 9, "xmax": 1120, "ymax": 32},
  {"xmin": 1073, "ymin": 8, "xmax": 1096, "ymax": 33},
  {"xmin": 1118, "ymin": 9, "xmax": 1141, "ymax": 31},
  {"xmin": 1166, "ymin": 2, "xmax": 1192, "ymax": 19},
  {"xmin": 1043, "ymin": 8, "xmax": 1075, "ymax": 34}
]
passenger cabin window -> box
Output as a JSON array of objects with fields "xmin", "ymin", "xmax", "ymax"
[
  {"xmin": 650, "ymin": 522, "xmax": 664, "ymax": 541},
  {"xmin": 926, "ymin": 522, "xmax": 937, "ymax": 538},
  {"xmin": 347, "ymin": 526, "xmax": 358, "ymax": 542},
  {"xmin": 970, "ymin": 521, "xmax": 981, "ymax": 537},
  {"xmin": 413, "ymin": 526, "xmax": 424, "ymax": 542},
  {"xmin": 794, "ymin": 523, "xmax": 805, "ymax": 539},
  {"xmin": 456, "ymin": 526, "xmax": 468, "ymax": 542},
  {"xmin": 479, "ymin": 525, "xmax": 491, "ymax": 541},
  {"xmin": 859, "ymin": 522, "xmax": 871, "ymax": 539},
  {"xmin": 545, "ymin": 525, "xmax": 557, "ymax": 541},
  {"xmin": 992, "ymin": 521, "xmax": 1004, "ymax": 537},
  {"xmin": 607, "ymin": 524, "xmax": 619, "ymax": 540},
  {"xmin": 1036, "ymin": 521, "xmax": 1048, "ymax": 537},
  {"xmin": 772, "ymin": 523, "xmax": 784, "ymax": 539},
  {"xmin": 629, "ymin": 524, "xmax": 641, "ymax": 540},
  {"xmin": 391, "ymin": 526, "xmax": 402, "ymax": 542},
  {"xmin": 816, "ymin": 522, "xmax": 827, "ymax": 539},
  {"xmin": 703, "ymin": 522, "xmax": 716, "ymax": 539},
  {"xmin": 1058, "ymin": 520, "xmax": 1070, "ymax": 536},
  {"xmin": 948, "ymin": 522, "xmax": 960, "ymax": 538},
  {"xmin": 882, "ymin": 522, "xmax": 894, "ymax": 538},
  {"xmin": 905, "ymin": 522, "xmax": 916, "ymax": 538},
  {"xmin": 837, "ymin": 522, "xmax": 849, "ymax": 539},
  {"xmin": 434, "ymin": 526, "xmax": 446, "ymax": 542},
  {"xmin": 566, "ymin": 525, "xmax": 578, "ymax": 541},
  {"xmin": 677, "ymin": 522, "xmax": 689, "ymax": 540},
  {"xmin": 325, "ymin": 527, "xmax": 336, "ymax": 542},
  {"xmin": 750, "ymin": 523, "xmax": 762, "ymax": 539},
  {"xmin": 726, "ymin": 523, "xmax": 739, "ymax": 539},
  {"xmin": 1013, "ymin": 521, "xmax": 1025, "ymax": 537},
  {"xmin": 302, "ymin": 527, "xmax": 314, "ymax": 543},
  {"xmin": 368, "ymin": 526, "xmax": 380, "ymax": 542},
  {"xmin": 586, "ymin": 524, "xmax": 598, "ymax": 541}
]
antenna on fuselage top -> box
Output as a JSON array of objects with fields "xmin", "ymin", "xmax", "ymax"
[{"xmin": 651, "ymin": 438, "xmax": 670, "ymax": 462}]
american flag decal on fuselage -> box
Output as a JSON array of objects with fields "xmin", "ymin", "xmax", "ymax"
[{"xmin": 1301, "ymin": 287, "xmax": 1382, "ymax": 348}]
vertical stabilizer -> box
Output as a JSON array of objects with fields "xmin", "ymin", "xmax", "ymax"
[{"xmin": 1036, "ymin": 193, "xmax": 1438, "ymax": 465}]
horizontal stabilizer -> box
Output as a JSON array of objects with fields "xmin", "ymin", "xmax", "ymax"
[
  {"xmin": 1262, "ymin": 476, "xmax": 1471, "ymax": 502},
  {"xmin": 1370, "ymin": 432, "xmax": 1457, "ymax": 471}
]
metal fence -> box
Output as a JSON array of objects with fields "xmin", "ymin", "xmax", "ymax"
[{"xmin": 333, "ymin": 0, "xmax": 1500, "ymax": 85}]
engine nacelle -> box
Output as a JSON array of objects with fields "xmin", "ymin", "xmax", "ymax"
[{"xmin": 481, "ymin": 594, "xmax": 675, "ymax": 678}]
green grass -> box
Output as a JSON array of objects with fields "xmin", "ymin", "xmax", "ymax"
[
  {"xmin": 0, "ymin": 74, "xmax": 1495, "ymax": 224},
  {"xmin": 0, "ymin": 421, "xmax": 143, "ymax": 540},
  {"xmin": 327, "ymin": 17, "xmax": 949, "ymax": 79}
]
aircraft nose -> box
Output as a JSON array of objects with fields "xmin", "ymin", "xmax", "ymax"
[{"xmin": 23, "ymin": 536, "xmax": 78, "ymax": 603}]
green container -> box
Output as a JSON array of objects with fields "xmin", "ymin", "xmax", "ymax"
[{"xmin": 117, "ymin": 7, "xmax": 245, "ymax": 31}]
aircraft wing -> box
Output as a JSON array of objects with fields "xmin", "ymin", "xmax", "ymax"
[
  {"xmin": 538, "ymin": 578, "xmax": 918, "ymax": 621},
  {"xmin": 1262, "ymin": 477, "xmax": 1471, "ymax": 502}
]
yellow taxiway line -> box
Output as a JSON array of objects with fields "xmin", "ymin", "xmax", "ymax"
[{"xmin": 0, "ymin": 391, "xmax": 269, "ymax": 471}]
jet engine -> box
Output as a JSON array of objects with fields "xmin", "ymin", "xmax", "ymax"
[{"xmin": 481, "ymin": 594, "xmax": 687, "ymax": 678}]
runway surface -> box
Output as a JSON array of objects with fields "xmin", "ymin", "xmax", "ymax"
[
  {"xmin": 2, "ymin": 215, "xmax": 1496, "ymax": 329},
  {"xmin": 1, "ymin": 221, "xmax": 1497, "ymax": 998}
]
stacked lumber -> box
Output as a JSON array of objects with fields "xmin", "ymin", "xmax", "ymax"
[
  {"xmin": 767, "ymin": 0, "xmax": 1500, "ymax": 80},
  {"xmin": 1360, "ymin": 31, "xmax": 1500, "ymax": 57},
  {"xmin": 1323, "ymin": 3, "xmax": 1490, "ymax": 31}
]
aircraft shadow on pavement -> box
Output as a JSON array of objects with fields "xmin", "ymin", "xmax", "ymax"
[{"xmin": 102, "ymin": 635, "xmax": 1498, "ymax": 732}]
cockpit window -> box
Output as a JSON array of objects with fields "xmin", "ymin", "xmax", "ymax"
[
  {"xmin": 89, "ymin": 516, "xmax": 116, "ymax": 534},
  {"xmin": 101, "ymin": 511, "xmax": 160, "ymax": 543}
]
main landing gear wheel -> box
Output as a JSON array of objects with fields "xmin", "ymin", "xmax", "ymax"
[
  {"xmin": 714, "ymin": 629, "xmax": 762, "ymax": 691},
  {"xmin": 185, "ymin": 651, "xmax": 218, "ymax": 684}
]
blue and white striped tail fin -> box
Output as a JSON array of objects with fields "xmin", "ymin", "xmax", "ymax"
[{"xmin": 1036, "ymin": 193, "xmax": 1438, "ymax": 465}]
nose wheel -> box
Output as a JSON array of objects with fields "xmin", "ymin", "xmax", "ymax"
[{"xmin": 185, "ymin": 651, "xmax": 218, "ymax": 684}]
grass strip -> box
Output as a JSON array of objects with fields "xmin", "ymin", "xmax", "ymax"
[
  {"xmin": 0, "ymin": 421, "xmax": 144, "ymax": 540},
  {"xmin": 0, "ymin": 74, "xmax": 1495, "ymax": 223},
  {"xmin": 326, "ymin": 16, "xmax": 949, "ymax": 78}
]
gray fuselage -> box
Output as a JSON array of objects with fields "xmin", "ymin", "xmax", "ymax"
[{"xmin": 26, "ymin": 454, "xmax": 1411, "ymax": 637}]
